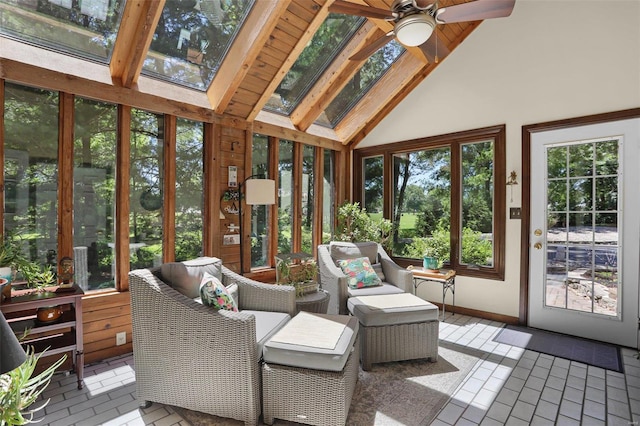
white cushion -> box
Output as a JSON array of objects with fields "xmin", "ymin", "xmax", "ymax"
[
  {"xmin": 263, "ymin": 312, "xmax": 359, "ymax": 372},
  {"xmin": 160, "ymin": 257, "xmax": 222, "ymax": 299},
  {"xmin": 348, "ymin": 293, "xmax": 439, "ymax": 327},
  {"xmin": 243, "ymin": 310, "xmax": 291, "ymax": 357}
]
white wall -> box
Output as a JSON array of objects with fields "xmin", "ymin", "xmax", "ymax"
[{"xmin": 358, "ymin": 0, "xmax": 640, "ymax": 318}]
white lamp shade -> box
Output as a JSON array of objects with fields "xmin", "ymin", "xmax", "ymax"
[
  {"xmin": 395, "ymin": 14, "xmax": 435, "ymax": 47},
  {"xmin": 245, "ymin": 179, "xmax": 276, "ymax": 205}
]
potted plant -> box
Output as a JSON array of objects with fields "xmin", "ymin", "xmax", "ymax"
[
  {"xmin": 19, "ymin": 264, "xmax": 56, "ymax": 292},
  {"xmin": 275, "ymin": 253, "xmax": 318, "ymax": 297},
  {"xmin": 0, "ymin": 345, "xmax": 66, "ymax": 425}
]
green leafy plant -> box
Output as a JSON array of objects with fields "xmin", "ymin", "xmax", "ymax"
[
  {"xmin": 0, "ymin": 235, "xmax": 26, "ymax": 269},
  {"xmin": 275, "ymin": 255, "xmax": 318, "ymax": 297},
  {"xmin": 0, "ymin": 347, "xmax": 66, "ymax": 425},
  {"xmin": 335, "ymin": 202, "xmax": 393, "ymax": 248},
  {"xmin": 18, "ymin": 264, "xmax": 56, "ymax": 291}
]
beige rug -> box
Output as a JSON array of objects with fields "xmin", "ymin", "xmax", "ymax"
[{"xmin": 173, "ymin": 342, "xmax": 482, "ymax": 426}]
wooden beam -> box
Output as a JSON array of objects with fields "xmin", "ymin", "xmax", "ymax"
[
  {"xmin": 115, "ymin": 105, "xmax": 131, "ymax": 292},
  {"xmin": 57, "ymin": 92, "xmax": 75, "ymax": 263},
  {"xmin": 203, "ymin": 122, "xmax": 219, "ymax": 257},
  {"xmin": 246, "ymin": 2, "xmax": 330, "ymax": 121},
  {"xmin": 110, "ymin": 0, "xmax": 165, "ymax": 88},
  {"xmin": 254, "ymin": 111, "xmax": 343, "ymax": 150},
  {"xmin": 207, "ymin": 1, "xmax": 290, "ymax": 114},
  {"xmin": 291, "ymin": 20, "xmax": 378, "ymax": 131},
  {"xmin": 334, "ymin": 51, "xmax": 424, "ymax": 142},
  {"xmin": 162, "ymin": 115, "xmax": 176, "ymax": 262}
]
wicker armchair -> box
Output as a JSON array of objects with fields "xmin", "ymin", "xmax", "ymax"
[
  {"xmin": 317, "ymin": 241, "xmax": 414, "ymax": 315},
  {"xmin": 129, "ymin": 258, "xmax": 296, "ymax": 426}
]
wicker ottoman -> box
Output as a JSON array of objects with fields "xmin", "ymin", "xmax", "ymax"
[
  {"xmin": 262, "ymin": 312, "xmax": 359, "ymax": 426},
  {"xmin": 347, "ymin": 293, "xmax": 439, "ymax": 370}
]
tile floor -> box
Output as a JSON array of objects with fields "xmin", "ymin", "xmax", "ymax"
[{"xmin": 31, "ymin": 314, "xmax": 640, "ymax": 425}]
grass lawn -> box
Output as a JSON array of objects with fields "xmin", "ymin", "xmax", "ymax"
[{"xmin": 369, "ymin": 212, "xmax": 418, "ymax": 230}]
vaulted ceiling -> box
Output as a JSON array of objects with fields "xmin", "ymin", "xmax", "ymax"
[{"xmin": 0, "ymin": 0, "xmax": 488, "ymax": 147}]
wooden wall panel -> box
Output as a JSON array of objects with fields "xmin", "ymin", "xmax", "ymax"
[{"xmin": 82, "ymin": 292, "xmax": 132, "ymax": 364}]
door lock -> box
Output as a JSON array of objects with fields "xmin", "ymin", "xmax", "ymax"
[
  {"xmin": 534, "ymin": 229, "xmax": 542, "ymax": 236},
  {"xmin": 534, "ymin": 242, "xmax": 542, "ymax": 250}
]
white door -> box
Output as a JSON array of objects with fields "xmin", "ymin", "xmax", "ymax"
[{"xmin": 529, "ymin": 118, "xmax": 639, "ymax": 347}]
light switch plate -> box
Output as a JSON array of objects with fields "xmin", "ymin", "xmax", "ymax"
[
  {"xmin": 510, "ymin": 207, "xmax": 522, "ymax": 219},
  {"xmin": 228, "ymin": 166, "xmax": 238, "ymax": 187}
]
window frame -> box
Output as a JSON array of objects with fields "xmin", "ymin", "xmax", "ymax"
[{"xmin": 353, "ymin": 125, "xmax": 506, "ymax": 280}]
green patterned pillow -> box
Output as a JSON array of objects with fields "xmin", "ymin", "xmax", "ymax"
[
  {"xmin": 336, "ymin": 257, "xmax": 382, "ymax": 289},
  {"xmin": 199, "ymin": 273, "xmax": 238, "ymax": 311}
]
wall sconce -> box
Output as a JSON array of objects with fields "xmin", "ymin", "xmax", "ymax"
[
  {"xmin": 506, "ymin": 171, "xmax": 518, "ymax": 202},
  {"xmin": 239, "ymin": 176, "xmax": 276, "ymax": 273}
]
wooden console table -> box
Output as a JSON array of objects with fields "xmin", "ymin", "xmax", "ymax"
[
  {"xmin": 1, "ymin": 285, "xmax": 84, "ymax": 389},
  {"xmin": 411, "ymin": 268, "xmax": 456, "ymax": 322}
]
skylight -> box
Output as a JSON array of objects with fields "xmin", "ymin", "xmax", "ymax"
[
  {"xmin": 141, "ymin": 0, "xmax": 255, "ymax": 91},
  {"xmin": 0, "ymin": 0, "xmax": 125, "ymax": 63},
  {"xmin": 315, "ymin": 40, "xmax": 405, "ymax": 128},
  {"xmin": 263, "ymin": 13, "xmax": 365, "ymax": 116}
]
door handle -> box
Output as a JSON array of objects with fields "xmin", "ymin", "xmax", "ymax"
[{"xmin": 534, "ymin": 242, "xmax": 542, "ymax": 250}]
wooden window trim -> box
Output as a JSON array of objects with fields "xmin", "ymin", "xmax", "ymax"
[{"xmin": 353, "ymin": 125, "xmax": 506, "ymax": 281}]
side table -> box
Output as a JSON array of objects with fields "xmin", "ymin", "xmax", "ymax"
[
  {"xmin": 295, "ymin": 288, "xmax": 330, "ymax": 315},
  {"xmin": 1, "ymin": 285, "xmax": 84, "ymax": 389},
  {"xmin": 411, "ymin": 268, "xmax": 456, "ymax": 322}
]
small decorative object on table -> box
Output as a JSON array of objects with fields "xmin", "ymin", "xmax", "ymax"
[{"xmin": 275, "ymin": 252, "xmax": 319, "ymax": 297}]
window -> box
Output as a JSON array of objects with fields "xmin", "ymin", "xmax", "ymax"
[
  {"xmin": 322, "ymin": 149, "xmax": 335, "ymax": 243},
  {"xmin": 316, "ymin": 40, "xmax": 405, "ymax": 128},
  {"xmin": 0, "ymin": 0, "xmax": 125, "ymax": 63},
  {"xmin": 301, "ymin": 145, "xmax": 315, "ymax": 253},
  {"xmin": 143, "ymin": 0, "xmax": 255, "ymax": 90},
  {"xmin": 129, "ymin": 109, "xmax": 164, "ymax": 269},
  {"xmin": 251, "ymin": 134, "xmax": 270, "ymax": 268},
  {"xmin": 362, "ymin": 155, "xmax": 383, "ymax": 215},
  {"xmin": 355, "ymin": 125, "xmax": 506, "ymax": 280},
  {"xmin": 3, "ymin": 83, "xmax": 59, "ymax": 270},
  {"xmin": 74, "ymin": 97, "xmax": 117, "ymax": 291},
  {"xmin": 278, "ymin": 140, "xmax": 294, "ymax": 255},
  {"xmin": 175, "ymin": 118, "xmax": 204, "ymax": 262},
  {"xmin": 264, "ymin": 13, "xmax": 365, "ymax": 115}
]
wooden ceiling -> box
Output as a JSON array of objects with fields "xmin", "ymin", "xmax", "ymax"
[{"xmin": 0, "ymin": 0, "xmax": 483, "ymax": 147}]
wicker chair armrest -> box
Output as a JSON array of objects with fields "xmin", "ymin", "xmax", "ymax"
[
  {"xmin": 318, "ymin": 245, "xmax": 349, "ymax": 315},
  {"xmin": 378, "ymin": 245, "xmax": 414, "ymax": 294},
  {"xmin": 221, "ymin": 266, "xmax": 296, "ymax": 317}
]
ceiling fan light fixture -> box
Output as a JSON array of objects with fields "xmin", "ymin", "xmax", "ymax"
[{"xmin": 394, "ymin": 13, "xmax": 435, "ymax": 47}]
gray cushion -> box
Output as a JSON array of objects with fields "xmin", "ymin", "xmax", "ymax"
[
  {"xmin": 347, "ymin": 282, "xmax": 405, "ymax": 298},
  {"xmin": 263, "ymin": 312, "xmax": 359, "ymax": 372},
  {"xmin": 159, "ymin": 257, "xmax": 222, "ymax": 299},
  {"xmin": 348, "ymin": 293, "xmax": 439, "ymax": 327},
  {"xmin": 329, "ymin": 241, "xmax": 378, "ymax": 264},
  {"xmin": 244, "ymin": 310, "xmax": 291, "ymax": 358}
]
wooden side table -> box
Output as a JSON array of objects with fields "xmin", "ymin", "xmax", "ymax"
[
  {"xmin": 1, "ymin": 285, "xmax": 84, "ymax": 389},
  {"xmin": 411, "ymin": 268, "xmax": 456, "ymax": 322},
  {"xmin": 295, "ymin": 288, "xmax": 330, "ymax": 315}
]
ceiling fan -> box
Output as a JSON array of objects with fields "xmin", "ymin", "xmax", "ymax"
[{"xmin": 329, "ymin": 0, "xmax": 515, "ymax": 61}]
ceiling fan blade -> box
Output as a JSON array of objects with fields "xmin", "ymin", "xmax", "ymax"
[
  {"xmin": 419, "ymin": 33, "xmax": 450, "ymax": 64},
  {"xmin": 349, "ymin": 33, "xmax": 394, "ymax": 61},
  {"xmin": 436, "ymin": 0, "xmax": 515, "ymax": 24},
  {"xmin": 329, "ymin": 0, "xmax": 395, "ymax": 20}
]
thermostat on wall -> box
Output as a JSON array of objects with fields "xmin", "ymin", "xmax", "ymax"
[{"xmin": 228, "ymin": 166, "xmax": 238, "ymax": 187}]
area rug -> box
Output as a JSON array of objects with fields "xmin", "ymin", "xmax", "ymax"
[
  {"xmin": 493, "ymin": 324, "xmax": 623, "ymax": 373},
  {"xmin": 172, "ymin": 342, "xmax": 483, "ymax": 425}
]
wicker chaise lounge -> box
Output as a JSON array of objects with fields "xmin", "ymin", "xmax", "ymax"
[{"xmin": 129, "ymin": 257, "xmax": 296, "ymax": 426}]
